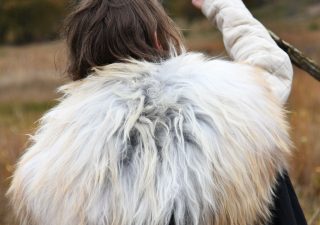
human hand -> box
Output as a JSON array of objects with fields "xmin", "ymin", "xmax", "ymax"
[{"xmin": 192, "ymin": 0, "xmax": 204, "ymax": 10}]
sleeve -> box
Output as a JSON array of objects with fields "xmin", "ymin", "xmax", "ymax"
[{"xmin": 201, "ymin": 0, "xmax": 293, "ymax": 104}]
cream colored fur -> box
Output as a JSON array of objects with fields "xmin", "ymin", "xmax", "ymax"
[{"xmin": 7, "ymin": 52, "xmax": 292, "ymax": 225}]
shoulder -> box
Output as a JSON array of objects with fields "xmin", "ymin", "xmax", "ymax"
[
  {"xmin": 157, "ymin": 52, "xmax": 278, "ymax": 105},
  {"xmin": 60, "ymin": 51, "xmax": 272, "ymax": 89},
  {"xmin": 48, "ymin": 52, "xmax": 279, "ymax": 126}
]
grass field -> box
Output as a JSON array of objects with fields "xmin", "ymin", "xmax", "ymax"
[{"xmin": 1, "ymin": 5, "xmax": 320, "ymax": 225}]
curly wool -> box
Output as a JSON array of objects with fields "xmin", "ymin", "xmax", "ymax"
[{"xmin": 8, "ymin": 53, "xmax": 291, "ymax": 225}]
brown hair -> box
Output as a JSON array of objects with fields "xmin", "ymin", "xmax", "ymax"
[{"xmin": 64, "ymin": 0, "xmax": 184, "ymax": 81}]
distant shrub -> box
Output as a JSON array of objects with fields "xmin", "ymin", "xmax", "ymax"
[
  {"xmin": 0, "ymin": 0, "xmax": 263, "ymax": 45},
  {"xmin": 0, "ymin": 0, "xmax": 68, "ymax": 44},
  {"xmin": 309, "ymin": 22, "xmax": 319, "ymax": 31},
  {"xmin": 162, "ymin": 0, "xmax": 202, "ymax": 21}
]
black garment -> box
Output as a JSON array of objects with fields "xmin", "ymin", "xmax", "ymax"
[{"xmin": 269, "ymin": 172, "xmax": 307, "ymax": 225}]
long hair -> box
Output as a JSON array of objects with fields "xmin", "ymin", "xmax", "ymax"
[{"xmin": 63, "ymin": 0, "xmax": 184, "ymax": 80}]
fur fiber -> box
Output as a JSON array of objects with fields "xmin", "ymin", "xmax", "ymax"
[{"xmin": 7, "ymin": 53, "xmax": 292, "ymax": 225}]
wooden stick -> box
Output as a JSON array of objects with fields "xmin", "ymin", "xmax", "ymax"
[{"xmin": 269, "ymin": 30, "xmax": 320, "ymax": 82}]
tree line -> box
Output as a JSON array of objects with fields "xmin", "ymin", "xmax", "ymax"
[
  {"xmin": 0, "ymin": 0, "xmax": 269, "ymax": 45},
  {"xmin": 0, "ymin": 0, "xmax": 68, "ymax": 44}
]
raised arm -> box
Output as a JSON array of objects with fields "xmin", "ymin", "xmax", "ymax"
[{"xmin": 193, "ymin": 0, "xmax": 293, "ymax": 104}]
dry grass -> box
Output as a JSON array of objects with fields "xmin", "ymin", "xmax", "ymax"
[
  {"xmin": 0, "ymin": 41, "xmax": 66, "ymax": 224},
  {"xmin": 0, "ymin": 41, "xmax": 67, "ymax": 103},
  {"xmin": 0, "ymin": 16, "xmax": 319, "ymax": 225}
]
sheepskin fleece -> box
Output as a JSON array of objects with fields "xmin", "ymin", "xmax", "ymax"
[{"xmin": 8, "ymin": 53, "xmax": 292, "ymax": 225}]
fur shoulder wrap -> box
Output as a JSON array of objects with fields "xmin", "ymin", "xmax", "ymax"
[{"xmin": 8, "ymin": 53, "xmax": 292, "ymax": 225}]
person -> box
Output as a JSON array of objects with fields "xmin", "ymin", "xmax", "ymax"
[{"xmin": 7, "ymin": 0, "xmax": 307, "ymax": 224}]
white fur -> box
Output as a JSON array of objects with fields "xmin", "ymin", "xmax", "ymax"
[{"xmin": 8, "ymin": 53, "xmax": 292, "ymax": 225}]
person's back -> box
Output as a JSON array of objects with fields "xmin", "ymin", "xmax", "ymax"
[{"xmin": 7, "ymin": 0, "xmax": 307, "ymax": 225}]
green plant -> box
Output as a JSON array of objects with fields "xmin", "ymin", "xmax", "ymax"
[{"xmin": 0, "ymin": 0, "xmax": 68, "ymax": 44}]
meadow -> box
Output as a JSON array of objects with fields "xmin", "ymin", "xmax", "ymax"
[{"xmin": 0, "ymin": 5, "xmax": 320, "ymax": 225}]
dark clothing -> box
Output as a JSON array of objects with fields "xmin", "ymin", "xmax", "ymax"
[{"xmin": 269, "ymin": 172, "xmax": 307, "ymax": 225}]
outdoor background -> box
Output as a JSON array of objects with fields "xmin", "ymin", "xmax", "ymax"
[{"xmin": 0, "ymin": 0, "xmax": 319, "ymax": 224}]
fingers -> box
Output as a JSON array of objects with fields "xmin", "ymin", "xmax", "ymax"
[{"xmin": 192, "ymin": 0, "xmax": 204, "ymax": 9}]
